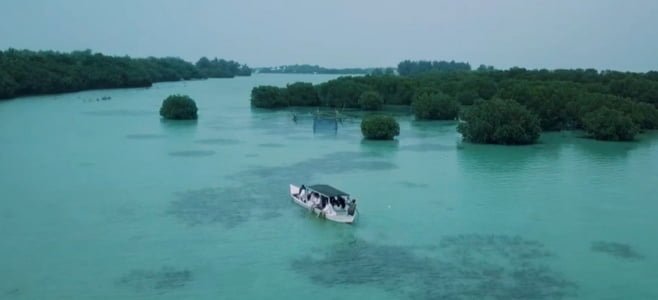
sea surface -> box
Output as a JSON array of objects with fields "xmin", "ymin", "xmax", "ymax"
[{"xmin": 1, "ymin": 74, "xmax": 657, "ymax": 299}]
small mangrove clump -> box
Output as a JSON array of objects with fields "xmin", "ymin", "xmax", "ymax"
[
  {"xmin": 160, "ymin": 94, "xmax": 198, "ymax": 120},
  {"xmin": 582, "ymin": 107, "xmax": 639, "ymax": 141},
  {"xmin": 250, "ymin": 86, "xmax": 287, "ymax": 108},
  {"xmin": 361, "ymin": 115, "xmax": 400, "ymax": 140},
  {"xmin": 458, "ymin": 98, "xmax": 541, "ymax": 145}
]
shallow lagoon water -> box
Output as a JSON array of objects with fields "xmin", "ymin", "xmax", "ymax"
[{"xmin": 1, "ymin": 74, "xmax": 657, "ymax": 299}]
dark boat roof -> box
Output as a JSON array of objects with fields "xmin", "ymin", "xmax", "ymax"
[{"xmin": 308, "ymin": 184, "xmax": 349, "ymax": 197}]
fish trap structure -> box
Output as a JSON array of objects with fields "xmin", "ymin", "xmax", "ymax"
[
  {"xmin": 291, "ymin": 109, "xmax": 356, "ymax": 134},
  {"xmin": 313, "ymin": 113, "xmax": 338, "ymax": 133},
  {"xmin": 313, "ymin": 110, "xmax": 357, "ymax": 133}
]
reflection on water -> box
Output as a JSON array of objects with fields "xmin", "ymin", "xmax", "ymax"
[
  {"xmin": 456, "ymin": 141, "xmax": 559, "ymax": 174},
  {"xmin": 159, "ymin": 118, "xmax": 199, "ymax": 129},
  {"xmin": 399, "ymin": 143, "xmax": 455, "ymax": 152},
  {"xmin": 83, "ymin": 109, "xmax": 152, "ymax": 116},
  {"xmin": 359, "ymin": 139, "xmax": 400, "ymax": 157},
  {"xmin": 568, "ymin": 136, "xmax": 651, "ymax": 162},
  {"xmin": 409, "ymin": 120, "xmax": 458, "ymax": 134}
]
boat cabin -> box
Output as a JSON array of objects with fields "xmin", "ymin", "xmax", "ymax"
[{"xmin": 297, "ymin": 184, "xmax": 357, "ymax": 216}]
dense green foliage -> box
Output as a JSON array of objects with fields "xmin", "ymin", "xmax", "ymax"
[
  {"xmin": 250, "ymin": 86, "xmax": 287, "ymax": 108},
  {"xmin": 0, "ymin": 49, "xmax": 250, "ymax": 100},
  {"xmin": 252, "ymin": 66, "xmax": 658, "ymax": 138},
  {"xmin": 251, "ymin": 83, "xmax": 321, "ymax": 108},
  {"xmin": 251, "ymin": 61, "xmax": 658, "ymax": 142},
  {"xmin": 458, "ymin": 99, "xmax": 541, "ymax": 145},
  {"xmin": 316, "ymin": 78, "xmax": 370, "ymax": 108},
  {"xmin": 195, "ymin": 57, "xmax": 251, "ymax": 78},
  {"xmin": 256, "ymin": 64, "xmax": 373, "ymax": 74},
  {"xmin": 358, "ymin": 91, "xmax": 384, "ymax": 111},
  {"xmin": 370, "ymin": 68, "xmax": 397, "ymax": 76},
  {"xmin": 456, "ymin": 90, "xmax": 480, "ymax": 105},
  {"xmin": 398, "ymin": 60, "xmax": 471, "ymax": 75},
  {"xmin": 285, "ymin": 82, "xmax": 320, "ymax": 106},
  {"xmin": 582, "ymin": 107, "xmax": 639, "ymax": 141},
  {"xmin": 412, "ymin": 91, "xmax": 459, "ymax": 120},
  {"xmin": 160, "ymin": 94, "xmax": 198, "ymax": 120},
  {"xmin": 361, "ymin": 115, "xmax": 400, "ymax": 140}
]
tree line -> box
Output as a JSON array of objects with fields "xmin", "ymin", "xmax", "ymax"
[
  {"xmin": 195, "ymin": 57, "xmax": 251, "ymax": 77},
  {"xmin": 251, "ymin": 61, "xmax": 658, "ymax": 143},
  {"xmin": 0, "ymin": 49, "xmax": 251, "ymax": 100},
  {"xmin": 397, "ymin": 60, "xmax": 472, "ymax": 75},
  {"xmin": 255, "ymin": 64, "xmax": 375, "ymax": 75}
]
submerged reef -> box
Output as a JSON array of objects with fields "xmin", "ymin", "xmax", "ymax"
[
  {"xmin": 168, "ymin": 151, "xmax": 395, "ymax": 227},
  {"xmin": 292, "ymin": 234, "xmax": 577, "ymax": 300},
  {"xmin": 591, "ymin": 241, "xmax": 644, "ymax": 260},
  {"xmin": 116, "ymin": 266, "xmax": 192, "ymax": 292},
  {"xmin": 3, "ymin": 288, "xmax": 21, "ymax": 297},
  {"xmin": 168, "ymin": 186, "xmax": 274, "ymax": 228},
  {"xmin": 195, "ymin": 138, "xmax": 241, "ymax": 145},
  {"xmin": 397, "ymin": 181, "xmax": 429, "ymax": 188},
  {"xmin": 125, "ymin": 133, "xmax": 166, "ymax": 140},
  {"xmin": 168, "ymin": 150, "xmax": 216, "ymax": 157}
]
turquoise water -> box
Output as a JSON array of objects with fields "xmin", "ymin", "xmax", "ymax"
[{"xmin": 1, "ymin": 74, "xmax": 657, "ymax": 299}]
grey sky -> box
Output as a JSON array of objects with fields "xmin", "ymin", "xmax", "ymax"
[{"xmin": 1, "ymin": 0, "xmax": 657, "ymax": 71}]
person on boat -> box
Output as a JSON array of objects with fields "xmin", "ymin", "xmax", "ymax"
[
  {"xmin": 323, "ymin": 201, "xmax": 335, "ymax": 216},
  {"xmin": 310, "ymin": 193, "xmax": 320, "ymax": 207},
  {"xmin": 347, "ymin": 199, "xmax": 357, "ymax": 216},
  {"xmin": 296, "ymin": 185, "xmax": 306, "ymax": 198},
  {"xmin": 337, "ymin": 196, "xmax": 346, "ymax": 209}
]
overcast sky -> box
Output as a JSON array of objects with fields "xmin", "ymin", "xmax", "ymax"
[{"xmin": 1, "ymin": 0, "xmax": 657, "ymax": 71}]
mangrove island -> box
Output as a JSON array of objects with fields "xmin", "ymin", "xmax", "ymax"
[
  {"xmin": 0, "ymin": 49, "xmax": 251, "ymax": 100},
  {"xmin": 250, "ymin": 60, "xmax": 658, "ymax": 143}
]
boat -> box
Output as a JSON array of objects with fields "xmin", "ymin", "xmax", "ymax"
[{"xmin": 289, "ymin": 184, "xmax": 358, "ymax": 224}]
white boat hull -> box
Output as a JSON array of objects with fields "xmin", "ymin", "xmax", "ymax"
[{"xmin": 289, "ymin": 184, "xmax": 357, "ymax": 224}]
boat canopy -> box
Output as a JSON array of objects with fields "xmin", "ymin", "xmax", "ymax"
[{"xmin": 308, "ymin": 184, "xmax": 349, "ymax": 197}]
